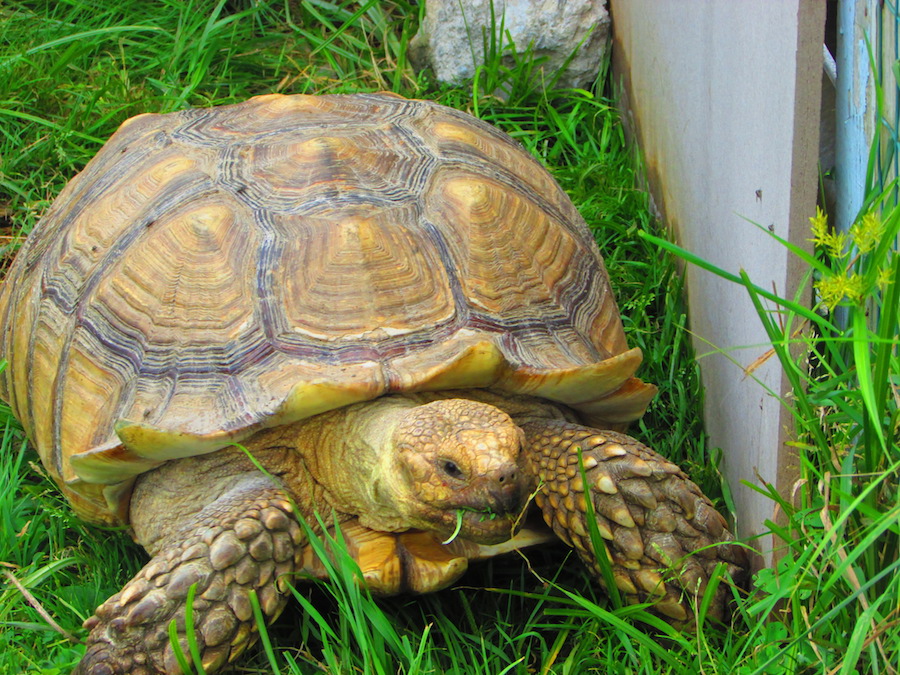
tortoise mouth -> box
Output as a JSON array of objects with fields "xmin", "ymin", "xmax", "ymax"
[{"xmin": 433, "ymin": 506, "xmax": 521, "ymax": 545}]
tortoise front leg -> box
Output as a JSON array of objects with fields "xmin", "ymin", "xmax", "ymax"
[
  {"xmin": 75, "ymin": 475, "xmax": 302, "ymax": 675},
  {"xmin": 518, "ymin": 420, "xmax": 747, "ymax": 623}
]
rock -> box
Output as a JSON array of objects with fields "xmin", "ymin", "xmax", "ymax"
[{"xmin": 409, "ymin": 0, "xmax": 610, "ymax": 92}]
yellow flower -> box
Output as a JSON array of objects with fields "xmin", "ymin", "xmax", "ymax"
[
  {"xmin": 846, "ymin": 273, "xmax": 866, "ymax": 301},
  {"xmin": 809, "ymin": 206, "xmax": 847, "ymax": 259},
  {"xmin": 849, "ymin": 212, "xmax": 883, "ymax": 254},
  {"xmin": 809, "ymin": 206, "xmax": 829, "ymax": 243},
  {"xmin": 815, "ymin": 272, "xmax": 866, "ymax": 309}
]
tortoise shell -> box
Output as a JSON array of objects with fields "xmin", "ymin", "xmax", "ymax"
[{"xmin": 0, "ymin": 93, "xmax": 655, "ymax": 525}]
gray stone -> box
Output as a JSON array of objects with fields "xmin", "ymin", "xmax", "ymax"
[{"xmin": 409, "ymin": 0, "xmax": 610, "ymax": 92}]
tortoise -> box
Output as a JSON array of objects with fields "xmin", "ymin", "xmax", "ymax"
[{"xmin": 0, "ymin": 92, "xmax": 746, "ymax": 674}]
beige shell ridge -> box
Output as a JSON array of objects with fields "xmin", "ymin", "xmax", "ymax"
[{"xmin": 0, "ymin": 93, "xmax": 655, "ymax": 525}]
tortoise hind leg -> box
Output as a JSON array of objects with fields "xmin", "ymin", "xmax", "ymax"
[
  {"xmin": 75, "ymin": 475, "xmax": 302, "ymax": 675},
  {"xmin": 518, "ymin": 420, "xmax": 747, "ymax": 624}
]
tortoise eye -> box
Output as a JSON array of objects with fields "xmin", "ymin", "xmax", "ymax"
[{"xmin": 442, "ymin": 460, "xmax": 464, "ymax": 479}]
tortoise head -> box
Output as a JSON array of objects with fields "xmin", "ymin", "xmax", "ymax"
[{"xmin": 386, "ymin": 399, "xmax": 528, "ymax": 545}]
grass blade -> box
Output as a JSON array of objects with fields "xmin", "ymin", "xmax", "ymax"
[
  {"xmin": 249, "ymin": 590, "xmax": 282, "ymax": 675},
  {"xmin": 852, "ymin": 308, "xmax": 887, "ymax": 451}
]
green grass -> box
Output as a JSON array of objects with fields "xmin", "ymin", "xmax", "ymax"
[{"xmin": 2, "ymin": 1, "xmax": 896, "ymax": 674}]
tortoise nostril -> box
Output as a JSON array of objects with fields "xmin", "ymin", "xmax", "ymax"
[
  {"xmin": 497, "ymin": 468, "xmax": 517, "ymax": 484},
  {"xmin": 489, "ymin": 466, "xmax": 522, "ymax": 513}
]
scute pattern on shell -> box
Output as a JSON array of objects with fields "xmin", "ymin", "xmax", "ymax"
[{"xmin": 0, "ymin": 93, "xmax": 654, "ymax": 524}]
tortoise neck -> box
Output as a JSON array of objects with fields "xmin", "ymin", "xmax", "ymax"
[{"xmin": 262, "ymin": 395, "xmax": 419, "ymax": 532}]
